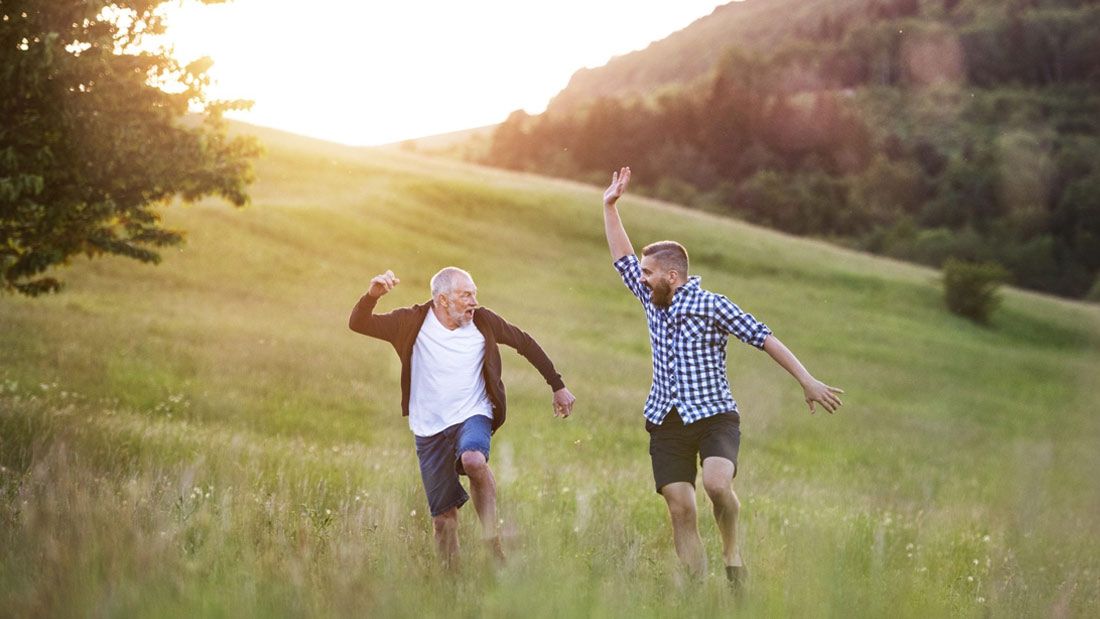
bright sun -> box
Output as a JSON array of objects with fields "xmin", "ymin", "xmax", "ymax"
[{"xmin": 162, "ymin": 0, "xmax": 730, "ymax": 145}]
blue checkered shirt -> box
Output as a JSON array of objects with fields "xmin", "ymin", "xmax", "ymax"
[{"xmin": 614, "ymin": 254, "xmax": 772, "ymax": 425}]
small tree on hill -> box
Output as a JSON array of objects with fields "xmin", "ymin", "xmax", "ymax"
[
  {"xmin": 1, "ymin": 0, "xmax": 261, "ymax": 296},
  {"xmin": 942, "ymin": 258, "xmax": 1009, "ymax": 324}
]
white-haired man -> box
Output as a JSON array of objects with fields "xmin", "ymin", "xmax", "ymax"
[
  {"xmin": 349, "ymin": 266, "xmax": 575, "ymax": 568},
  {"xmin": 601, "ymin": 167, "xmax": 844, "ymax": 590}
]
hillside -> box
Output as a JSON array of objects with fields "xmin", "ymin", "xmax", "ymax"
[
  {"xmin": 1, "ymin": 124, "xmax": 1099, "ymax": 617},
  {"xmin": 378, "ymin": 123, "xmax": 498, "ymax": 159},
  {"xmin": 547, "ymin": 0, "xmax": 865, "ymax": 114},
  {"xmin": 479, "ymin": 0, "xmax": 1100, "ymax": 301}
]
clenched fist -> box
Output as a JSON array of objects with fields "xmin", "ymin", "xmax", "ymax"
[{"xmin": 368, "ymin": 270, "xmax": 400, "ymax": 298}]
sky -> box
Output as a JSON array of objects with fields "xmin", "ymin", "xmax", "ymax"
[{"xmin": 163, "ymin": 1, "xmax": 732, "ymax": 146}]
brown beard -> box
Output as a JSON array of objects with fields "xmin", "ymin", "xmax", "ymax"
[{"xmin": 650, "ymin": 280, "xmax": 673, "ymax": 309}]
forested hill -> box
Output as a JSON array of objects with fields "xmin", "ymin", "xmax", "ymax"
[
  {"xmin": 547, "ymin": 0, "xmax": 865, "ymax": 114},
  {"xmin": 478, "ymin": 0, "xmax": 1100, "ymax": 300}
]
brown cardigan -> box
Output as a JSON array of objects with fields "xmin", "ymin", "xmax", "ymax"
[{"xmin": 348, "ymin": 294, "xmax": 566, "ymax": 433}]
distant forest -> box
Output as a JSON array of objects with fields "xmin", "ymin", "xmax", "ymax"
[{"xmin": 475, "ymin": 0, "xmax": 1100, "ymax": 299}]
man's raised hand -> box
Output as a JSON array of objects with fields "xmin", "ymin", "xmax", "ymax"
[
  {"xmin": 603, "ymin": 166, "xmax": 631, "ymax": 207},
  {"xmin": 368, "ymin": 270, "xmax": 400, "ymax": 298}
]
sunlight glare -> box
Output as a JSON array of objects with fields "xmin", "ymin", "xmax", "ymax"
[{"xmin": 163, "ymin": 1, "xmax": 730, "ymax": 145}]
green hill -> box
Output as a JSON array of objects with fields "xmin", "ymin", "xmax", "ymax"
[{"xmin": 2, "ymin": 124, "xmax": 1098, "ymax": 617}]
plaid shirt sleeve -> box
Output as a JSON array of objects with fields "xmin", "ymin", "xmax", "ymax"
[
  {"xmin": 612, "ymin": 254, "xmax": 649, "ymax": 304},
  {"xmin": 714, "ymin": 294, "xmax": 772, "ymax": 349}
]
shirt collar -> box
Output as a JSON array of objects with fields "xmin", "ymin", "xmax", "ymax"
[
  {"xmin": 668, "ymin": 276, "xmax": 701, "ymax": 312},
  {"xmin": 676, "ymin": 276, "xmax": 701, "ymax": 296}
]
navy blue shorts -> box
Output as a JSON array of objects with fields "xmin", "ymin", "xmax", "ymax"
[{"xmin": 413, "ymin": 414, "xmax": 493, "ymax": 517}]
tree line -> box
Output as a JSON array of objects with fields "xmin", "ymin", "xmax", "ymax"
[{"xmin": 480, "ymin": 0, "xmax": 1100, "ymax": 299}]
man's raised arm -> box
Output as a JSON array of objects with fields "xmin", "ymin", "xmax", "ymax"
[
  {"xmin": 348, "ymin": 269, "xmax": 402, "ymax": 340},
  {"xmin": 603, "ymin": 167, "xmax": 635, "ymax": 261}
]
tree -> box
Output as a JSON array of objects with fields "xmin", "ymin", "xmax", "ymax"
[
  {"xmin": 942, "ymin": 258, "xmax": 1008, "ymax": 325},
  {"xmin": 1, "ymin": 0, "xmax": 260, "ymax": 296}
]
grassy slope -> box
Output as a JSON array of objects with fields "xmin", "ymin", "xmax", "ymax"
[{"xmin": 1, "ymin": 124, "xmax": 1098, "ymax": 617}]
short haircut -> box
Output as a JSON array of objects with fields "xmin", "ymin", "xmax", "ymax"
[
  {"xmin": 642, "ymin": 240, "xmax": 689, "ymax": 277},
  {"xmin": 430, "ymin": 266, "xmax": 473, "ymax": 298}
]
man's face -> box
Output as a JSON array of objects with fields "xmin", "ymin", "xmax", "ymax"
[
  {"xmin": 441, "ymin": 275, "xmax": 479, "ymax": 327},
  {"xmin": 640, "ymin": 255, "xmax": 675, "ymax": 309}
]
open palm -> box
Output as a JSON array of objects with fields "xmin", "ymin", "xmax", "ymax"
[{"xmin": 603, "ymin": 167, "xmax": 631, "ymax": 205}]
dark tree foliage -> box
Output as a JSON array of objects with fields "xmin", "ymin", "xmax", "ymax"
[{"xmin": 1, "ymin": 0, "xmax": 260, "ymax": 296}]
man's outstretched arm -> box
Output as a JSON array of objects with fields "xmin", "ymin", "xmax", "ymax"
[
  {"xmin": 762, "ymin": 335, "xmax": 845, "ymax": 414},
  {"xmin": 348, "ymin": 269, "xmax": 403, "ymax": 341},
  {"xmin": 603, "ymin": 167, "xmax": 635, "ymax": 261},
  {"xmin": 489, "ymin": 311, "xmax": 576, "ymax": 418}
]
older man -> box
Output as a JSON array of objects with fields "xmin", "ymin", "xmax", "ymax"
[
  {"xmin": 601, "ymin": 167, "xmax": 844, "ymax": 589},
  {"xmin": 349, "ymin": 266, "xmax": 575, "ymax": 567}
]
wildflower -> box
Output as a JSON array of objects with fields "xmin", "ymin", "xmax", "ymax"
[
  {"xmin": 982, "ymin": 535, "xmax": 991, "ymax": 542},
  {"xmin": 977, "ymin": 597, "xmax": 986, "ymax": 603},
  {"xmin": 410, "ymin": 510, "xmax": 417, "ymax": 517}
]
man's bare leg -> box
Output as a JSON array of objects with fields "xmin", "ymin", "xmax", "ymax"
[
  {"xmin": 702, "ymin": 456, "xmax": 746, "ymax": 590},
  {"xmin": 660, "ymin": 481, "xmax": 706, "ymax": 578},
  {"xmin": 432, "ymin": 507, "xmax": 460, "ymax": 569},
  {"xmin": 702, "ymin": 457, "xmax": 743, "ymax": 567},
  {"xmin": 461, "ymin": 450, "xmax": 505, "ymax": 562}
]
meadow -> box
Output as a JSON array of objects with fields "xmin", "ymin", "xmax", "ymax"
[{"xmin": 1, "ymin": 125, "xmax": 1098, "ymax": 617}]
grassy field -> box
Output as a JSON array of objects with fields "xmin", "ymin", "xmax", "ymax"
[{"xmin": 2, "ymin": 124, "xmax": 1098, "ymax": 617}]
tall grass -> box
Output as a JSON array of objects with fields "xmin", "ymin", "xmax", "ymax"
[{"xmin": 2, "ymin": 125, "xmax": 1098, "ymax": 616}]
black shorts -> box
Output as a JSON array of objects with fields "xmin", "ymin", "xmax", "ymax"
[{"xmin": 646, "ymin": 409, "xmax": 740, "ymax": 494}]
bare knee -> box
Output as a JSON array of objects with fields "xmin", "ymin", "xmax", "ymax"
[
  {"xmin": 664, "ymin": 495, "xmax": 698, "ymax": 526},
  {"xmin": 432, "ymin": 510, "xmax": 458, "ymax": 535},
  {"xmin": 460, "ymin": 450, "xmax": 489, "ymax": 478},
  {"xmin": 703, "ymin": 475, "xmax": 733, "ymax": 503}
]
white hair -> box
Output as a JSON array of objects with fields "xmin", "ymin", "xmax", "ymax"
[{"xmin": 430, "ymin": 266, "xmax": 473, "ymax": 299}]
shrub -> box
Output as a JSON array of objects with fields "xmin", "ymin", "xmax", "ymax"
[
  {"xmin": 942, "ymin": 258, "xmax": 1009, "ymax": 324},
  {"xmin": 1087, "ymin": 275, "xmax": 1100, "ymax": 303}
]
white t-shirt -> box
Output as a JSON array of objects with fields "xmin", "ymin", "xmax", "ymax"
[{"xmin": 408, "ymin": 308, "xmax": 494, "ymax": 437}]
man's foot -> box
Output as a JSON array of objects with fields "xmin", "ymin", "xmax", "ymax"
[{"xmin": 726, "ymin": 565, "xmax": 747, "ymax": 594}]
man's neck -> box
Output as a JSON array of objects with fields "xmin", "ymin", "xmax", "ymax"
[{"xmin": 431, "ymin": 302, "xmax": 459, "ymax": 330}]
